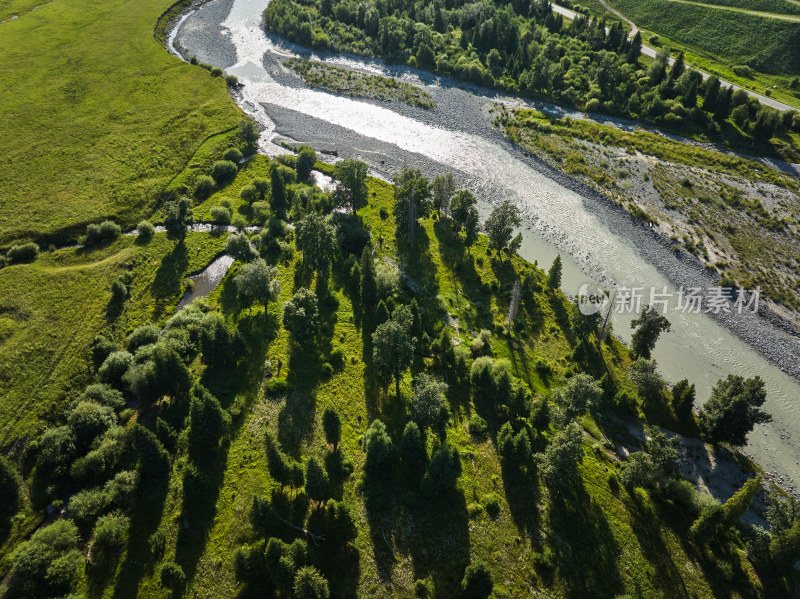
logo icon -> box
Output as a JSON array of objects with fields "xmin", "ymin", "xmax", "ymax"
[{"xmin": 577, "ymin": 283, "xmax": 609, "ymax": 315}]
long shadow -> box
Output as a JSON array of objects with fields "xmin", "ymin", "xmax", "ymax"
[
  {"xmin": 546, "ymin": 482, "xmax": 624, "ymax": 599},
  {"xmin": 175, "ymin": 446, "xmax": 227, "ymax": 587},
  {"xmin": 500, "ymin": 460, "xmax": 541, "ymax": 540},
  {"xmin": 111, "ymin": 475, "xmax": 170, "ymax": 599}
]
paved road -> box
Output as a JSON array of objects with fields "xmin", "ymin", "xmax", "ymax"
[{"xmin": 550, "ymin": 2, "xmax": 796, "ymax": 111}]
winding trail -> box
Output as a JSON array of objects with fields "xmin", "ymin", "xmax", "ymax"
[
  {"xmin": 664, "ymin": 0, "xmax": 800, "ymax": 21},
  {"xmin": 550, "ymin": 1, "xmax": 797, "ymax": 111}
]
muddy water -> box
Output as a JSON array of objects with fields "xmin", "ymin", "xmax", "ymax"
[
  {"xmin": 176, "ymin": 254, "xmax": 235, "ymax": 311},
  {"xmin": 173, "ymin": 0, "xmax": 800, "ymax": 488}
]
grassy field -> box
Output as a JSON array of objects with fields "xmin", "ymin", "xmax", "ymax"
[
  {"xmin": 284, "ymin": 58, "xmax": 437, "ymax": 109},
  {"xmin": 0, "ymin": 233, "xmax": 227, "ymax": 449},
  {"xmin": 610, "ymin": 0, "xmax": 800, "ymax": 74},
  {"xmin": 0, "ymin": 0, "xmax": 240, "ymax": 247}
]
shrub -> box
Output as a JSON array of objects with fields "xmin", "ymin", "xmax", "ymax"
[
  {"xmin": 160, "ymin": 561, "xmax": 186, "ymax": 590},
  {"xmin": 10, "ymin": 520, "xmax": 82, "ymax": 597},
  {"xmin": 225, "ymin": 74, "xmax": 239, "ymax": 86},
  {"xmin": 97, "ymin": 351, "xmax": 133, "ymax": 388},
  {"xmin": 293, "ymin": 566, "xmax": 330, "ymax": 599},
  {"xmin": 210, "ymin": 67, "xmax": 224, "ymax": 77},
  {"xmin": 92, "ymin": 512, "xmax": 129, "ymax": 554},
  {"xmin": 461, "ymin": 561, "xmax": 493, "ymax": 599},
  {"xmin": 127, "ymin": 324, "xmax": 160, "ymax": 352},
  {"xmin": 211, "ymin": 160, "xmax": 237, "ymax": 184},
  {"xmin": 483, "ymin": 494, "xmax": 500, "ymax": 519},
  {"xmin": 223, "ymin": 147, "xmax": 243, "ymax": 163},
  {"xmin": 85, "ymin": 220, "xmax": 121, "ymax": 246},
  {"xmin": 0, "ymin": 455, "xmax": 22, "ymax": 522},
  {"xmin": 211, "ymin": 205, "xmax": 232, "ymax": 225},
  {"xmin": 194, "ymin": 174, "xmax": 216, "ymax": 199},
  {"xmin": 137, "ymin": 220, "xmax": 155, "ymax": 240},
  {"xmin": 7, "ymin": 243, "xmax": 39, "ymax": 263},
  {"xmin": 468, "ymin": 414, "xmax": 488, "ymax": 439},
  {"xmin": 328, "ymin": 348, "xmax": 346, "ymax": 371},
  {"xmin": 232, "ymin": 213, "xmax": 248, "ymax": 231},
  {"xmin": 266, "ymin": 378, "xmax": 288, "ymax": 396}
]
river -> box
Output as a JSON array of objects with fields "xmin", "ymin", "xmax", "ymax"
[{"xmin": 172, "ymin": 0, "xmax": 800, "ymax": 489}]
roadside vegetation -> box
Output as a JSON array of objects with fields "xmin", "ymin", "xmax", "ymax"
[
  {"xmin": 263, "ymin": 0, "xmax": 800, "ymax": 161},
  {"xmin": 499, "ymin": 106, "xmax": 800, "ymax": 318},
  {"xmin": 2, "ymin": 147, "xmax": 799, "ymax": 597},
  {"xmin": 285, "ymin": 57, "xmax": 437, "ymax": 108}
]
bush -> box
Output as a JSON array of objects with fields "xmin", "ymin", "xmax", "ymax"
[
  {"xmin": 7, "ymin": 242, "xmax": 39, "ymax": 263},
  {"xmin": 210, "ymin": 67, "xmax": 224, "ymax": 77},
  {"xmin": 225, "ymin": 74, "xmax": 239, "ymax": 86},
  {"xmin": 468, "ymin": 414, "xmax": 488, "ymax": 439},
  {"xmin": 483, "ymin": 494, "xmax": 500, "ymax": 519},
  {"xmin": 10, "ymin": 520, "xmax": 82, "ymax": 598},
  {"xmin": 160, "ymin": 561, "xmax": 186, "ymax": 590},
  {"xmin": 461, "ymin": 561, "xmax": 493, "ymax": 599},
  {"xmin": 97, "ymin": 351, "xmax": 134, "ymax": 388},
  {"xmin": 85, "ymin": 220, "xmax": 121, "ymax": 246},
  {"xmin": 92, "ymin": 512, "xmax": 129, "ymax": 554},
  {"xmin": 137, "ymin": 220, "xmax": 155, "ymax": 241},
  {"xmin": 194, "ymin": 174, "xmax": 216, "ymax": 199},
  {"xmin": 211, "ymin": 205, "xmax": 232, "ymax": 225},
  {"xmin": 223, "ymin": 147, "xmax": 243, "ymax": 163},
  {"xmin": 266, "ymin": 378, "xmax": 289, "ymax": 396},
  {"xmin": 232, "ymin": 213, "xmax": 248, "ymax": 231},
  {"xmin": 127, "ymin": 324, "xmax": 160, "ymax": 352},
  {"xmin": 211, "ymin": 160, "xmax": 237, "ymax": 184}
]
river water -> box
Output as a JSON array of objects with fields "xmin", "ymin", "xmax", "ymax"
[{"xmin": 172, "ymin": 0, "xmax": 800, "ymax": 489}]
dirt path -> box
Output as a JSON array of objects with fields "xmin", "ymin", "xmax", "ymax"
[{"xmin": 665, "ymin": 0, "xmax": 800, "ymax": 21}]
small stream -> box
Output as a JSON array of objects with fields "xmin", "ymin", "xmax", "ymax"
[
  {"xmin": 176, "ymin": 253, "xmax": 235, "ymax": 310},
  {"xmin": 172, "ymin": 0, "xmax": 800, "ymax": 489}
]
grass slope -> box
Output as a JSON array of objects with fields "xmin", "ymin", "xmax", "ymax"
[{"xmin": 0, "ymin": 0, "xmax": 239, "ymax": 246}]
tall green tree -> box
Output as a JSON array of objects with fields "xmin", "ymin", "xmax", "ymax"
[
  {"xmin": 283, "ymin": 288, "xmax": 321, "ymax": 344},
  {"xmin": 392, "ymin": 169, "xmax": 431, "ymax": 246},
  {"xmin": 296, "ymin": 214, "xmax": 337, "ymax": 277},
  {"xmin": 296, "ymin": 145, "xmax": 317, "ymax": 181},
  {"xmin": 235, "ymin": 258, "xmax": 281, "ymax": 311},
  {"xmin": 671, "ymin": 379, "xmax": 696, "ymax": 422},
  {"xmin": 164, "ymin": 197, "xmax": 194, "ymax": 243},
  {"xmin": 372, "ymin": 305, "xmax": 416, "ymax": 398},
  {"xmin": 270, "ymin": 162, "xmax": 290, "ymax": 217},
  {"xmin": 359, "ymin": 247, "xmax": 377, "ymax": 310},
  {"xmin": 410, "ymin": 374, "xmax": 450, "ymax": 434},
  {"xmin": 630, "ymin": 305, "xmax": 671, "ymax": 359},
  {"xmin": 304, "ymin": 456, "xmax": 330, "ymax": 503},
  {"xmin": 431, "ymin": 173, "xmax": 456, "ymax": 215},
  {"xmin": 539, "ymin": 423, "xmax": 584, "ymax": 496},
  {"xmin": 334, "ymin": 159, "xmax": 369, "ymax": 214},
  {"xmin": 188, "ymin": 386, "xmax": 231, "ymax": 451},
  {"xmin": 699, "ymin": 375, "xmax": 770, "ymax": 445},
  {"xmin": 450, "ymin": 189, "xmax": 477, "ymax": 233},
  {"xmin": 547, "ymin": 255, "xmax": 562, "ymax": 289},
  {"xmin": 552, "ymin": 373, "xmax": 602, "ymax": 423},
  {"xmin": 484, "ymin": 200, "xmax": 521, "ymax": 253},
  {"xmin": 629, "ymin": 358, "xmax": 665, "ymax": 407}
]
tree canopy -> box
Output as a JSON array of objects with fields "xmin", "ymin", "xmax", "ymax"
[{"xmin": 700, "ymin": 375, "xmax": 771, "ymax": 445}]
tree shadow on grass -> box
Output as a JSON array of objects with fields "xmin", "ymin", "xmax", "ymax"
[
  {"xmin": 175, "ymin": 446, "xmax": 227, "ymax": 588},
  {"xmin": 547, "ymin": 483, "xmax": 624, "ymax": 599},
  {"xmin": 277, "ymin": 390, "xmax": 317, "ymax": 457},
  {"xmin": 111, "ymin": 475, "xmax": 170, "ymax": 599},
  {"xmin": 500, "ymin": 461, "xmax": 541, "ymax": 541}
]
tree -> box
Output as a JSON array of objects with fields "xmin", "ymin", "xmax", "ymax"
[
  {"xmin": 463, "ymin": 203, "xmax": 480, "ymax": 254},
  {"xmin": 270, "ymin": 162, "xmax": 290, "ymax": 217},
  {"xmin": 240, "ymin": 183, "xmax": 259, "ymax": 205},
  {"xmin": 363, "ymin": 419, "xmax": 395, "ymax": 475},
  {"xmin": 770, "ymin": 519, "xmax": 800, "ymax": 569},
  {"xmin": 392, "ymin": 168, "xmax": 431, "ymax": 245},
  {"xmin": 10, "ymin": 520, "xmax": 82, "ymax": 598},
  {"xmin": 164, "ymin": 197, "xmax": 194, "ymax": 243},
  {"xmin": 240, "ymin": 116, "xmax": 259, "ymax": 147},
  {"xmin": 323, "ymin": 499, "xmax": 357, "ymax": 546},
  {"xmin": 431, "ymin": 173, "xmax": 456, "ymax": 214},
  {"xmin": 127, "ymin": 324, "xmax": 160, "ymax": 352},
  {"xmin": 97, "ymin": 350, "xmax": 133, "ymax": 389},
  {"xmin": 359, "ymin": 247, "xmax": 377, "ymax": 310},
  {"xmin": 305, "ymin": 456, "xmax": 330, "ymax": 503},
  {"xmin": 450, "ymin": 189, "xmax": 477, "ymax": 233},
  {"xmin": 226, "ymin": 231, "xmax": 259, "ymax": 262},
  {"xmin": 547, "ymin": 255, "xmax": 562, "ymax": 289},
  {"xmin": 570, "ymin": 298, "xmax": 600, "ymax": 342},
  {"xmin": 644, "ymin": 426, "xmax": 678, "ymax": 475},
  {"xmin": 539, "ymin": 423, "xmax": 584, "ymax": 496},
  {"xmin": 630, "ymin": 305, "xmax": 671, "ymax": 358},
  {"xmin": 294, "ymin": 566, "xmax": 330, "ymax": 599},
  {"xmin": 68, "ymin": 401, "xmax": 116, "ymax": 448},
  {"xmin": 410, "ymin": 374, "xmax": 450, "ymax": 433},
  {"xmin": 160, "ymin": 561, "xmax": 186, "ymax": 591},
  {"xmin": 372, "ymin": 306, "xmax": 416, "ymax": 398},
  {"xmin": 619, "ymin": 452, "xmax": 656, "ymax": 489},
  {"xmin": 485, "ymin": 200, "xmax": 521, "ymax": 254},
  {"xmin": 283, "ymin": 288, "xmax": 321, "ymax": 344},
  {"xmin": 424, "ymin": 443, "xmax": 462, "ymax": 495},
  {"xmin": 699, "ymin": 375, "xmax": 771, "ymax": 445},
  {"xmin": 211, "ymin": 160, "xmax": 237, "ymax": 184},
  {"xmin": 296, "ymin": 145, "xmax": 317, "ymax": 180},
  {"xmin": 333, "ymin": 160, "xmax": 369, "ymax": 215},
  {"xmin": 188, "ymin": 386, "xmax": 231, "ymax": 450},
  {"xmin": 131, "ymin": 423, "xmax": 170, "ymax": 477},
  {"xmin": 194, "ymin": 175, "xmax": 215, "ymax": 200},
  {"xmin": 92, "ymin": 513, "xmax": 130, "ymax": 556},
  {"xmin": 629, "ymin": 358, "xmax": 665, "ymax": 407},
  {"xmin": 690, "ymin": 503, "xmax": 724, "ymax": 542},
  {"xmin": 723, "ymin": 476, "xmax": 761, "ymax": 525},
  {"xmin": 552, "ymin": 373, "xmax": 602, "ymax": 423},
  {"xmin": 462, "ymin": 561, "xmax": 494, "ymax": 599},
  {"xmin": 235, "ymin": 258, "xmax": 281, "ymax": 311},
  {"xmin": 671, "ymin": 379, "xmax": 696, "ymax": 422},
  {"xmin": 400, "ymin": 421, "xmax": 426, "ymax": 469},
  {"xmin": 322, "ymin": 406, "xmax": 342, "ymax": 450},
  {"xmin": 0, "ymin": 455, "xmax": 22, "ymax": 524},
  {"xmin": 296, "ymin": 214, "xmax": 337, "ymax": 277}
]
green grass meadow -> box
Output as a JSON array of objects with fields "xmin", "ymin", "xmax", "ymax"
[{"xmin": 0, "ymin": 0, "xmax": 240, "ymax": 246}]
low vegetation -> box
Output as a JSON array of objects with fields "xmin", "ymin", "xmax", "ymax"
[{"xmin": 285, "ymin": 57, "xmax": 436, "ymax": 109}]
